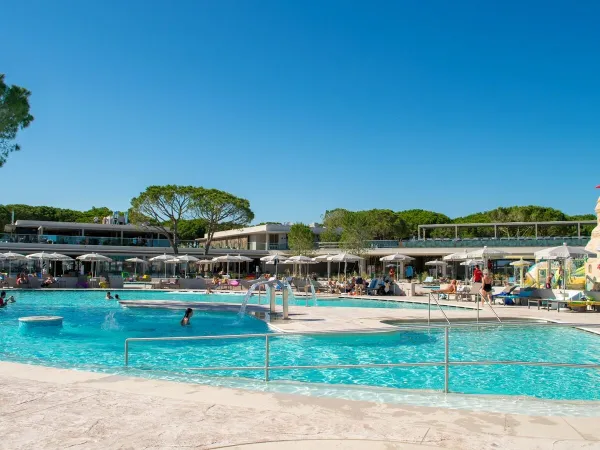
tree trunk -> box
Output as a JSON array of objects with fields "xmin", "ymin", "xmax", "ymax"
[
  {"xmin": 171, "ymin": 222, "xmax": 179, "ymax": 255},
  {"xmin": 204, "ymin": 231, "xmax": 213, "ymax": 256},
  {"xmin": 168, "ymin": 236, "xmax": 179, "ymax": 255}
]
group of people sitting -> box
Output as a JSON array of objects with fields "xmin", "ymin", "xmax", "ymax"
[
  {"xmin": 433, "ymin": 269, "xmax": 495, "ymax": 306},
  {"xmin": 10, "ymin": 273, "xmax": 59, "ymax": 288},
  {"xmin": 42, "ymin": 276, "xmax": 57, "ymax": 287},
  {"xmin": 325, "ymin": 276, "xmax": 396, "ymax": 296},
  {"xmin": 16, "ymin": 273, "xmax": 30, "ymax": 286}
]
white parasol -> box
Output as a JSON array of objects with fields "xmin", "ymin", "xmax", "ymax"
[
  {"xmin": 172, "ymin": 254, "xmax": 199, "ymax": 278},
  {"xmin": 1, "ymin": 252, "xmax": 26, "ymax": 278},
  {"xmin": 466, "ymin": 246, "xmax": 510, "ymax": 274},
  {"xmin": 125, "ymin": 257, "xmax": 146, "ymax": 276},
  {"xmin": 286, "ymin": 255, "xmax": 316, "ymax": 278},
  {"xmin": 149, "ymin": 253, "xmax": 176, "ymax": 277},
  {"xmin": 49, "ymin": 252, "xmax": 73, "ymax": 276},
  {"xmin": 509, "ymin": 259, "xmax": 533, "ymax": 287},
  {"xmin": 260, "ymin": 253, "xmax": 286, "ymax": 277},
  {"xmin": 380, "ymin": 253, "xmax": 414, "ymax": 280},
  {"xmin": 212, "ymin": 254, "xmax": 242, "ymax": 275},
  {"xmin": 76, "ymin": 253, "xmax": 113, "ymax": 277},
  {"xmin": 26, "ymin": 252, "xmax": 56, "ymax": 276},
  {"xmin": 425, "ymin": 259, "xmax": 448, "ymax": 278},
  {"xmin": 328, "ymin": 253, "xmax": 363, "ymax": 280}
]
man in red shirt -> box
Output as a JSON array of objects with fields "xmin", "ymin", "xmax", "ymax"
[{"xmin": 473, "ymin": 265, "xmax": 483, "ymax": 283}]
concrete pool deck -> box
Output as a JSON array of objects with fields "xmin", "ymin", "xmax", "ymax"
[{"xmin": 1, "ymin": 361, "xmax": 600, "ymax": 450}]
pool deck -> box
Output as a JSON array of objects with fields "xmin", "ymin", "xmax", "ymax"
[
  {"xmin": 272, "ymin": 296, "xmax": 600, "ymax": 335},
  {"xmin": 1, "ymin": 361, "xmax": 600, "ymax": 450}
]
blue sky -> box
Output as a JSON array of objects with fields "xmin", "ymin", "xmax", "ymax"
[{"xmin": 2, "ymin": 0, "xmax": 598, "ymax": 223}]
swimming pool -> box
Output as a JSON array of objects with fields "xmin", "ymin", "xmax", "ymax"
[
  {"xmin": 1, "ymin": 291, "xmax": 599, "ymax": 402},
  {"xmin": 20, "ymin": 289, "xmax": 458, "ymax": 310}
]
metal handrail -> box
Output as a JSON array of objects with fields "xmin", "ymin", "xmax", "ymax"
[
  {"xmin": 481, "ymin": 293, "xmax": 502, "ymax": 323},
  {"xmin": 428, "ymin": 292, "xmax": 451, "ymax": 324},
  {"xmin": 124, "ymin": 322, "xmax": 600, "ymax": 394}
]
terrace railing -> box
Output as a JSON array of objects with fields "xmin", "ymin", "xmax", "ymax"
[
  {"xmin": 401, "ymin": 236, "xmax": 590, "ymax": 248},
  {"xmin": 123, "ymin": 322, "xmax": 600, "ymax": 394},
  {"xmin": 316, "ymin": 236, "xmax": 590, "ymax": 250},
  {"xmin": 0, "ymin": 233, "xmax": 201, "ymax": 249}
]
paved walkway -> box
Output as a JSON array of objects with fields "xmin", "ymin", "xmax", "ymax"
[{"xmin": 1, "ymin": 362, "xmax": 599, "ymax": 450}]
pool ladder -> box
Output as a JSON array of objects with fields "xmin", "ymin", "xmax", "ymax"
[{"xmin": 428, "ymin": 292, "xmax": 502, "ymax": 325}]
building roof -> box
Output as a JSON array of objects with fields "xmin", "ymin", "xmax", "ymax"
[
  {"xmin": 197, "ymin": 223, "xmax": 325, "ymax": 241},
  {"xmin": 8, "ymin": 220, "xmax": 165, "ymax": 233},
  {"xmin": 418, "ymin": 220, "xmax": 596, "ymax": 229}
]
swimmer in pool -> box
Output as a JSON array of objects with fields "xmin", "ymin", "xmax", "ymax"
[
  {"xmin": 105, "ymin": 291, "xmax": 113, "ymax": 300},
  {"xmin": 180, "ymin": 308, "xmax": 193, "ymax": 326},
  {"xmin": 115, "ymin": 294, "xmax": 120, "ymax": 300},
  {"xmin": 0, "ymin": 291, "xmax": 6, "ymax": 307}
]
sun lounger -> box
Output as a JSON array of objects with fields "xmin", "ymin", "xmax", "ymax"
[
  {"xmin": 160, "ymin": 278, "xmax": 180, "ymax": 289},
  {"xmin": 567, "ymin": 300, "xmax": 600, "ymax": 312},
  {"xmin": 492, "ymin": 285, "xmax": 518, "ymax": 304},
  {"xmin": 315, "ymin": 280, "xmax": 333, "ymax": 293},
  {"xmin": 501, "ymin": 289, "xmax": 533, "ymax": 306},
  {"xmin": 228, "ymin": 279, "xmax": 241, "ymax": 290},
  {"xmin": 455, "ymin": 283, "xmax": 482, "ymax": 302},
  {"xmin": 366, "ymin": 278, "xmax": 380, "ymax": 295},
  {"xmin": 423, "ymin": 276, "xmax": 435, "ymax": 285},
  {"xmin": 292, "ymin": 277, "xmax": 309, "ymax": 292},
  {"xmin": 493, "ymin": 285, "xmax": 517, "ymax": 298}
]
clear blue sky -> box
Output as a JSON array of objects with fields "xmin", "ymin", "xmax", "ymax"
[{"xmin": 2, "ymin": 0, "xmax": 598, "ymax": 223}]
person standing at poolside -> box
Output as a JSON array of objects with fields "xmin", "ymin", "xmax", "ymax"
[
  {"xmin": 556, "ymin": 265, "xmax": 564, "ymax": 289},
  {"xmin": 473, "ymin": 265, "xmax": 483, "ymax": 283},
  {"xmin": 405, "ymin": 265, "xmax": 414, "ymax": 281},
  {"xmin": 545, "ymin": 272, "xmax": 553, "ymax": 289},
  {"xmin": 479, "ymin": 270, "xmax": 493, "ymax": 306}
]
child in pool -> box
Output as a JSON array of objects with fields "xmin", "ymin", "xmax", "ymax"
[{"xmin": 180, "ymin": 308, "xmax": 193, "ymax": 326}]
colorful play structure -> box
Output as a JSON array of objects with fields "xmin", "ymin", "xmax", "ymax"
[
  {"xmin": 522, "ymin": 261, "xmax": 586, "ymax": 290},
  {"xmin": 520, "ymin": 188, "xmax": 600, "ymax": 291}
]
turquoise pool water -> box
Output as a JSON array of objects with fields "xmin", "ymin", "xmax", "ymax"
[{"xmin": 1, "ymin": 291, "xmax": 599, "ymax": 401}]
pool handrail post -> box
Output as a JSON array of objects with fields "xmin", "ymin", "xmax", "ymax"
[
  {"xmin": 282, "ymin": 287, "xmax": 289, "ymax": 320},
  {"xmin": 444, "ymin": 327, "xmax": 449, "ymax": 393},
  {"xmin": 125, "ymin": 339, "xmax": 129, "ymax": 366},
  {"xmin": 430, "ymin": 292, "xmax": 451, "ymax": 324},
  {"xmin": 265, "ymin": 335, "xmax": 270, "ymax": 382},
  {"xmin": 483, "ymin": 293, "xmax": 502, "ymax": 323},
  {"xmin": 428, "ymin": 293, "xmax": 431, "ymax": 325},
  {"xmin": 476, "ymin": 294, "xmax": 480, "ymax": 323},
  {"xmin": 269, "ymin": 286, "xmax": 276, "ymax": 314}
]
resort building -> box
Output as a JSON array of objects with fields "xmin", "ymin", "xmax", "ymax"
[
  {"xmin": 0, "ymin": 218, "xmax": 596, "ymax": 279},
  {"xmin": 196, "ymin": 223, "xmax": 325, "ymax": 251},
  {"xmin": 4, "ymin": 219, "xmax": 170, "ymax": 247}
]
